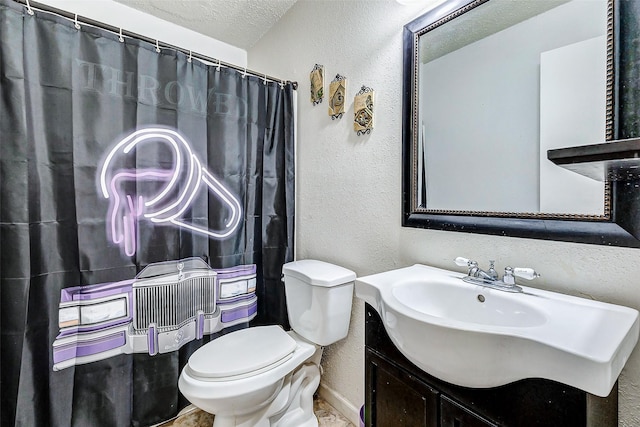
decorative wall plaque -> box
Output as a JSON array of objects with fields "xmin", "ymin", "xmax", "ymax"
[
  {"xmin": 328, "ymin": 74, "xmax": 347, "ymax": 120},
  {"xmin": 310, "ymin": 64, "xmax": 324, "ymax": 105},
  {"xmin": 354, "ymin": 85, "xmax": 374, "ymax": 135}
]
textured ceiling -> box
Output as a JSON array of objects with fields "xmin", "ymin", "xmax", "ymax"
[
  {"xmin": 113, "ymin": 0, "xmax": 298, "ymax": 49},
  {"xmin": 420, "ymin": 0, "xmax": 570, "ymax": 63}
]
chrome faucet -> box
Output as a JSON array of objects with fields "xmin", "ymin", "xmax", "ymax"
[
  {"xmin": 464, "ymin": 260, "xmax": 496, "ymax": 282},
  {"xmin": 454, "ymin": 257, "xmax": 540, "ymax": 293}
]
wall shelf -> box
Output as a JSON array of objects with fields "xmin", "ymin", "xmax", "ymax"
[{"xmin": 547, "ymin": 138, "xmax": 640, "ymax": 181}]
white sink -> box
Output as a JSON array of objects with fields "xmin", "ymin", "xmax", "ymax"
[
  {"xmin": 392, "ymin": 280, "xmax": 547, "ymax": 328},
  {"xmin": 356, "ymin": 264, "xmax": 639, "ymax": 397}
]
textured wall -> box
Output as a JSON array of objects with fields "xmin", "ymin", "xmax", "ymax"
[{"xmin": 248, "ymin": 1, "xmax": 640, "ymax": 426}]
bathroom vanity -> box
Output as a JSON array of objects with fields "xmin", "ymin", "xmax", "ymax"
[{"xmin": 364, "ymin": 304, "xmax": 617, "ymax": 427}]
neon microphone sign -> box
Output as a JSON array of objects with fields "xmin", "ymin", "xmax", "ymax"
[{"xmin": 99, "ymin": 127, "xmax": 242, "ymax": 256}]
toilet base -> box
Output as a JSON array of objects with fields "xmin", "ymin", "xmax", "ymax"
[{"xmin": 210, "ymin": 362, "xmax": 321, "ymax": 427}]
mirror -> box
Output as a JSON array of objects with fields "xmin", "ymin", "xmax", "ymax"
[
  {"xmin": 402, "ymin": 0, "xmax": 640, "ymax": 247},
  {"xmin": 411, "ymin": 0, "xmax": 609, "ymax": 216},
  {"xmin": 418, "ymin": 0, "xmax": 607, "ymax": 215}
]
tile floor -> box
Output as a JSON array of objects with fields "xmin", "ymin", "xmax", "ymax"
[
  {"xmin": 157, "ymin": 397, "xmax": 355, "ymax": 427},
  {"xmin": 313, "ymin": 398, "xmax": 355, "ymax": 427}
]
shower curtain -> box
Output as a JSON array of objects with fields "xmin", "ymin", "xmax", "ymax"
[{"xmin": 0, "ymin": 1, "xmax": 295, "ymax": 425}]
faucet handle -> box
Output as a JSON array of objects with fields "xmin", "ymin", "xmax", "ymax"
[
  {"xmin": 512, "ymin": 267, "xmax": 540, "ymax": 280},
  {"xmin": 454, "ymin": 257, "xmax": 472, "ymax": 267}
]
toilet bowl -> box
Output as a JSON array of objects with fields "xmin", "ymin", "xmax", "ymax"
[
  {"xmin": 179, "ymin": 326, "xmax": 319, "ymax": 427},
  {"xmin": 178, "ymin": 260, "xmax": 356, "ymax": 427}
]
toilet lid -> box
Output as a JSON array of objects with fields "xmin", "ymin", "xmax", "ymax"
[{"xmin": 187, "ymin": 325, "xmax": 297, "ymax": 379}]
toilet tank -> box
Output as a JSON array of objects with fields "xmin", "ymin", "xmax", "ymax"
[{"xmin": 282, "ymin": 260, "xmax": 356, "ymax": 346}]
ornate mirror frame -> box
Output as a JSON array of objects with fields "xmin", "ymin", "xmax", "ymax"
[{"xmin": 402, "ymin": 0, "xmax": 640, "ymax": 247}]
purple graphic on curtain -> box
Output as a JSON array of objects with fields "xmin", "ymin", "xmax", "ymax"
[
  {"xmin": 99, "ymin": 128, "xmax": 243, "ymax": 256},
  {"xmin": 52, "ymin": 259, "xmax": 257, "ymax": 370}
]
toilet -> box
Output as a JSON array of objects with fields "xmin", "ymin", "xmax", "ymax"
[{"xmin": 178, "ymin": 259, "xmax": 356, "ymax": 427}]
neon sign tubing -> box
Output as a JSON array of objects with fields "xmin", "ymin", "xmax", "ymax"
[{"xmin": 99, "ymin": 127, "xmax": 243, "ymax": 254}]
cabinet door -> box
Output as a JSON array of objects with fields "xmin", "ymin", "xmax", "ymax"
[
  {"xmin": 441, "ymin": 396, "xmax": 499, "ymax": 427},
  {"xmin": 366, "ymin": 349, "xmax": 439, "ymax": 427}
]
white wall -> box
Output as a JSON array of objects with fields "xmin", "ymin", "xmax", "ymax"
[
  {"xmin": 249, "ymin": 1, "xmax": 640, "ymax": 426},
  {"xmin": 539, "ymin": 36, "xmax": 606, "ymax": 215},
  {"xmin": 30, "ymin": 0, "xmax": 246, "ymax": 66}
]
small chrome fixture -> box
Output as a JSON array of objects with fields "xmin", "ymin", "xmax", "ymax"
[
  {"xmin": 177, "ymin": 261, "xmax": 185, "ymax": 280},
  {"xmin": 487, "ymin": 260, "xmax": 499, "ymax": 280},
  {"xmin": 454, "ymin": 257, "xmax": 540, "ymax": 293}
]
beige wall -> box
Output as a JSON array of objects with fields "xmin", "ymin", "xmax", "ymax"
[{"xmin": 249, "ymin": 1, "xmax": 640, "ymax": 426}]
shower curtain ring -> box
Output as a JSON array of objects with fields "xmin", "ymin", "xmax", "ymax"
[
  {"xmin": 216, "ymin": 59, "xmax": 221, "ymax": 71},
  {"xmin": 263, "ymin": 74, "xmax": 267, "ymax": 85},
  {"xmin": 188, "ymin": 50, "xmax": 192, "ymax": 63},
  {"xmin": 25, "ymin": 0, "xmax": 34, "ymax": 15},
  {"xmin": 155, "ymin": 39, "xmax": 161, "ymax": 53},
  {"xmin": 118, "ymin": 28, "xmax": 124, "ymax": 42},
  {"xmin": 279, "ymin": 80, "xmax": 285, "ymax": 90},
  {"xmin": 74, "ymin": 14, "xmax": 81, "ymax": 29},
  {"xmin": 242, "ymin": 68, "xmax": 247, "ymax": 79}
]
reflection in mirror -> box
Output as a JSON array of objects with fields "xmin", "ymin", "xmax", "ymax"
[{"xmin": 414, "ymin": 0, "xmax": 608, "ymax": 216}]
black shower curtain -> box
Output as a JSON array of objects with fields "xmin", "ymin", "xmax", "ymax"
[{"xmin": 0, "ymin": 1, "xmax": 295, "ymax": 425}]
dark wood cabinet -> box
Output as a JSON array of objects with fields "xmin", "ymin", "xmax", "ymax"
[
  {"xmin": 364, "ymin": 304, "xmax": 617, "ymax": 427},
  {"xmin": 440, "ymin": 396, "xmax": 498, "ymax": 427},
  {"xmin": 366, "ymin": 349, "xmax": 439, "ymax": 427}
]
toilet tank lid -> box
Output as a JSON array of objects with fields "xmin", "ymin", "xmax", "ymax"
[
  {"xmin": 282, "ymin": 260, "xmax": 356, "ymax": 287},
  {"xmin": 187, "ymin": 325, "xmax": 296, "ymax": 379}
]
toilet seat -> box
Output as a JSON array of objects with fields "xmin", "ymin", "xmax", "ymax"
[{"xmin": 186, "ymin": 325, "xmax": 298, "ymax": 381}]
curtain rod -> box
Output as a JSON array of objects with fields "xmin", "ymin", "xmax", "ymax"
[{"xmin": 13, "ymin": 0, "xmax": 298, "ymax": 89}]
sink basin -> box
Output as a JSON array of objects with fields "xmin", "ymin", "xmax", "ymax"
[
  {"xmin": 356, "ymin": 264, "xmax": 639, "ymax": 397},
  {"xmin": 392, "ymin": 280, "xmax": 547, "ymax": 327}
]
